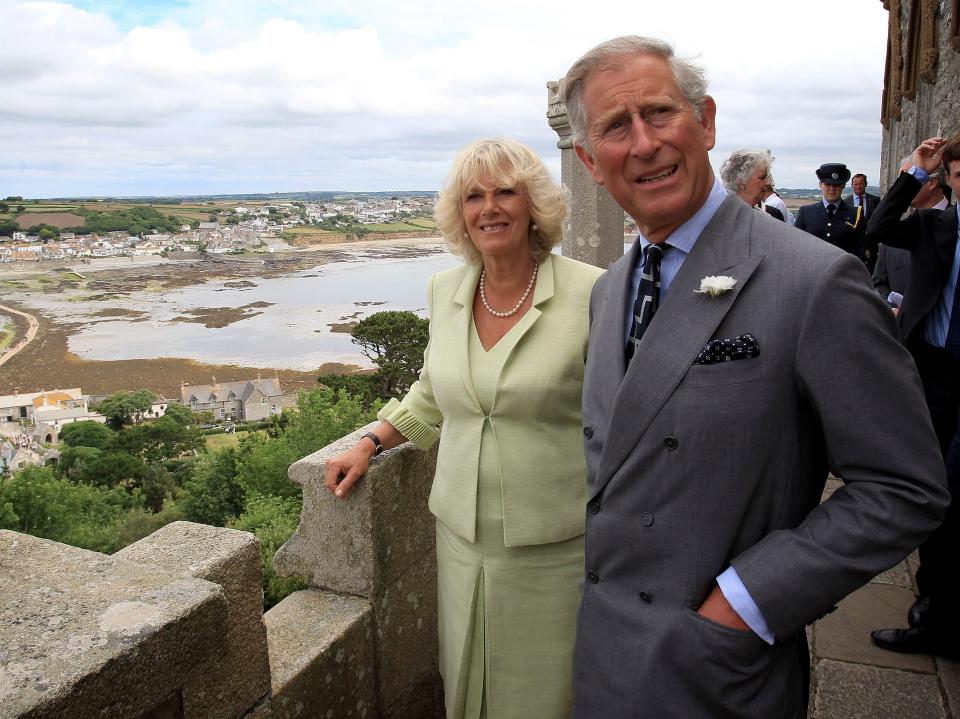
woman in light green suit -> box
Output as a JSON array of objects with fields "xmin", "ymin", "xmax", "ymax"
[{"xmin": 325, "ymin": 138, "xmax": 603, "ymax": 719}]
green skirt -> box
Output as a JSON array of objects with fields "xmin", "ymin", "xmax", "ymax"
[{"xmin": 436, "ymin": 517, "xmax": 584, "ymax": 719}]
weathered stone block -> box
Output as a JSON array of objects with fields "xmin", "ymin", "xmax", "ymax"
[
  {"xmin": 275, "ymin": 424, "xmax": 438, "ymax": 599},
  {"xmin": 274, "ymin": 423, "xmax": 443, "ymax": 717},
  {"xmin": 371, "ymin": 554, "xmax": 443, "ymax": 719},
  {"xmin": 116, "ymin": 521, "xmax": 271, "ymax": 719},
  {"xmin": 264, "ymin": 589, "xmax": 376, "ymax": 719},
  {"xmin": 0, "ymin": 530, "xmax": 226, "ymax": 719}
]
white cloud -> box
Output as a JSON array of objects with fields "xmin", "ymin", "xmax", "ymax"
[{"xmin": 0, "ymin": 0, "xmax": 893, "ymax": 196}]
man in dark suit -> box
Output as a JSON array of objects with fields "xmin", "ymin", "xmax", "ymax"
[
  {"xmin": 852, "ymin": 173, "xmax": 882, "ymax": 272},
  {"xmin": 851, "ymin": 173, "xmax": 882, "ymax": 218},
  {"xmin": 563, "ymin": 34, "xmax": 948, "ymax": 717},
  {"xmin": 872, "ymin": 167, "xmax": 951, "ymax": 310},
  {"xmin": 795, "ymin": 163, "xmax": 872, "ymax": 269},
  {"xmin": 867, "ymin": 134, "xmax": 960, "ymax": 659}
]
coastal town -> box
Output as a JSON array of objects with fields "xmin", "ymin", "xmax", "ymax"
[
  {"xmin": 0, "ymin": 376, "xmax": 292, "ymax": 475},
  {"xmin": 0, "ymin": 194, "xmax": 436, "ymax": 262}
]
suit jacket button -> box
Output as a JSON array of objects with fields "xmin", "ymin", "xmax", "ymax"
[
  {"xmin": 587, "ymin": 570, "xmax": 600, "ymax": 584},
  {"xmin": 583, "ymin": 426, "xmax": 594, "ymax": 439},
  {"xmin": 663, "ymin": 436, "xmax": 678, "ymax": 450},
  {"xmin": 640, "ymin": 511, "xmax": 654, "ymax": 526},
  {"xmin": 587, "ymin": 500, "xmax": 601, "ymax": 515},
  {"xmin": 638, "ymin": 591, "xmax": 652, "ymax": 603}
]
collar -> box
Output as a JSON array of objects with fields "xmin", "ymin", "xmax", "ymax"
[
  {"xmin": 821, "ymin": 197, "xmax": 842, "ymax": 209},
  {"xmin": 635, "ymin": 175, "xmax": 727, "ymax": 255}
]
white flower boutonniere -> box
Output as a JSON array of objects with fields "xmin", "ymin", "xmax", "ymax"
[{"xmin": 694, "ymin": 275, "xmax": 737, "ymax": 297}]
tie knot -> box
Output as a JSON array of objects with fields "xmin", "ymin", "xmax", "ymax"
[
  {"xmin": 827, "ymin": 204, "xmax": 836, "ymax": 214},
  {"xmin": 644, "ymin": 243, "xmax": 665, "ymax": 265}
]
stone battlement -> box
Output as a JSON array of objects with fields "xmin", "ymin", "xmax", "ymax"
[{"xmin": 0, "ymin": 423, "xmax": 442, "ymax": 719}]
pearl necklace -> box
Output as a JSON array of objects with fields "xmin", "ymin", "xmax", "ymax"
[{"xmin": 479, "ymin": 264, "xmax": 538, "ymax": 318}]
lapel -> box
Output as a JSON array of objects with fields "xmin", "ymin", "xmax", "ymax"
[
  {"xmin": 448, "ymin": 255, "xmax": 556, "ymax": 412},
  {"xmin": 594, "ymin": 196, "xmax": 765, "ymax": 493},
  {"xmin": 485, "ymin": 254, "xmax": 554, "ymax": 407},
  {"xmin": 591, "ymin": 240, "xmax": 643, "ymax": 381},
  {"xmin": 451, "ymin": 262, "xmax": 483, "ymax": 411},
  {"xmin": 933, "ymin": 204, "xmax": 958, "ymax": 273}
]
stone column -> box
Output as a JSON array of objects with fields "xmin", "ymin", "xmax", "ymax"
[{"xmin": 547, "ymin": 80, "xmax": 626, "ymax": 269}]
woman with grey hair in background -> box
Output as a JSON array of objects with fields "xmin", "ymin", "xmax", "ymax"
[{"xmin": 720, "ymin": 148, "xmax": 785, "ymax": 221}]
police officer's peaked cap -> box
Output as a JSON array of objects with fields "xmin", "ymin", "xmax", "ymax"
[{"xmin": 815, "ymin": 163, "xmax": 851, "ymax": 185}]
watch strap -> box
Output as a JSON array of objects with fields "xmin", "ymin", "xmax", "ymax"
[{"xmin": 362, "ymin": 431, "xmax": 384, "ymax": 455}]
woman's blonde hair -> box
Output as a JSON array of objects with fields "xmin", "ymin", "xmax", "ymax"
[{"xmin": 435, "ymin": 138, "xmax": 567, "ymax": 264}]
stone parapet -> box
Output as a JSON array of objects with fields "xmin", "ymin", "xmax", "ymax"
[
  {"xmin": 264, "ymin": 589, "xmax": 376, "ymax": 719},
  {"xmin": 116, "ymin": 522, "xmax": 271, "ymax": 719},
  {"xmin": 274, "ymin": 422, "xmax": 443, "ymax": 718},
  {"xmin": 0, "ymin": 530, "xmax": 227, "ymax": 719}
]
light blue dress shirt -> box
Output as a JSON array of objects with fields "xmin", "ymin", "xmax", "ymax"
[
  {"xmin": 623, "ymin": 177, "xmax": 728, "ymax": 341},
  {"xmin": 623, "ymin": 175, "xmax": 776, "ymax": 644},
  {"xmin": 923, "ymin": 204, "xmax": 960, "ymax": 348},
  {"xmin": 904, "ymin": 165, "xmax": 960, "ymax": 347}
]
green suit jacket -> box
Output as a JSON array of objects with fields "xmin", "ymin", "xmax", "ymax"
[{"xmin": 379, "ymin": 253, "xmax": 603, "ymax": 547}]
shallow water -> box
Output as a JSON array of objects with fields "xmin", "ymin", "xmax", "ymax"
[{"xmin": 12, "ymin": 251, "xmax": 459, "ymax": 370}]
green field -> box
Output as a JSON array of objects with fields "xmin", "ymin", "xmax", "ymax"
[{"xmin": 205, "ymin": 429, "xmax": 260, "ymax": 451}]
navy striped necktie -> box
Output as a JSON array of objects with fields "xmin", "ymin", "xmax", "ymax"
[{"xmin": 625, "ymin": 243, "xmax": 665, "ymax": 363}]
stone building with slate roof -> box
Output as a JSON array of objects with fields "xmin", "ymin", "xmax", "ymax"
[{"xmin": 180, "ymin": 376, "xmax": 283, "ymax": 422}]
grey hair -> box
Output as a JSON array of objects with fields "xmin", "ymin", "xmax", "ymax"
[
  {"xmin": 562, "ymin": 36, "xmax": 708, "ymax": 150},
  {"xmin": 719, "ymin": 149, "xmax": 773, "ymax": 193}
]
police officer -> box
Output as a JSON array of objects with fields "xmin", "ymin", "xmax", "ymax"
[{"xmin": 795, "ymin": 163, "xmax": 871, "ymax": 269}]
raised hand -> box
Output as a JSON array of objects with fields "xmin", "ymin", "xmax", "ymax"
[{"xmin": 911, "ymin": 136, "xmax": 948, "ymax": 174}]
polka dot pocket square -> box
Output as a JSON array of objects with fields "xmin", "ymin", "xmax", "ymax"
[{"xmin": 693, "ymin": 333, "xmax": 760, "ymax": 365}]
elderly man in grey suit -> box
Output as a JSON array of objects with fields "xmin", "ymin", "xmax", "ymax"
[{"xmin": 563, "ymin": 35, "xmax": 948, "ymax": 718}]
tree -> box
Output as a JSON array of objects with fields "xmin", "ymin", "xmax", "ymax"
[
  {"xmin": 0, "ymin": 219, "xmax": 18, "ymax": 237},
  {"xmin": 236, "ymin": 388, "xmax": 373, "ymax": 499},
  {"xmin": 93, "ymin": 389, "xmax": 157, "ymax": 429},
  {"xmin": 0, "ymin": 465, "xmax": 137, "ymax": 543},
  {"xmin": 161, "ymin": 403, "xmax": 194, "ymax": 426},
  {"xmin": 59, "ymin": 421, "xmax": 116, "ymax": 450},
  {"xmin": 316, "ymin": 372, "xmax": 378, "ymax": 408},
  {"xmin": 116, "ymin": 416, "xmax": 204, "ymax": 464},
  {"xmin": 61, "ymin": 447, "xmax": 148, "ymax": 489},
  {"xmin": 190, "ymin": 410, "xmax": 214, "ymax": 425},
  {"xmin": 0, "ymin": 464, "xmax": 180, "ymax": 554},
  {"xmin": 182, "ymin": 447, "xmax": 246, "ymax": 526},
  {"xmin": 140, "ymin": 463, "xmax": 176, "ymax": 513},
  {"xmin": 350, "ymin": 311, "xmax": 430, "ymax": 397},
  {"xmin": 229, "ymin": 494, "xmax": 305, "ymax": 609},
  {"xmin": 0, "ymin": 202, "xmax": 8, "ymax": 213}
]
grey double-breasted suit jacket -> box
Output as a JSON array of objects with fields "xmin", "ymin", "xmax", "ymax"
[{"xmin": 573, "ymin": 193, "xmax": 948, "ymax": 718}]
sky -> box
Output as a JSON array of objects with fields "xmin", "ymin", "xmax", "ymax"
[{"xmin": 0, "ymin": 0, "xmax": 891, "ymax": 198}]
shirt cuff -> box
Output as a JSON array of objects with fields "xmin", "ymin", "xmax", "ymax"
[
  {"xmin": 716, "ymin": 566, "xmax": 775, "ymax": 645},
  {"xmin": 907, "ymin": 165, "xmax": 930, "ymax": 183}
]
